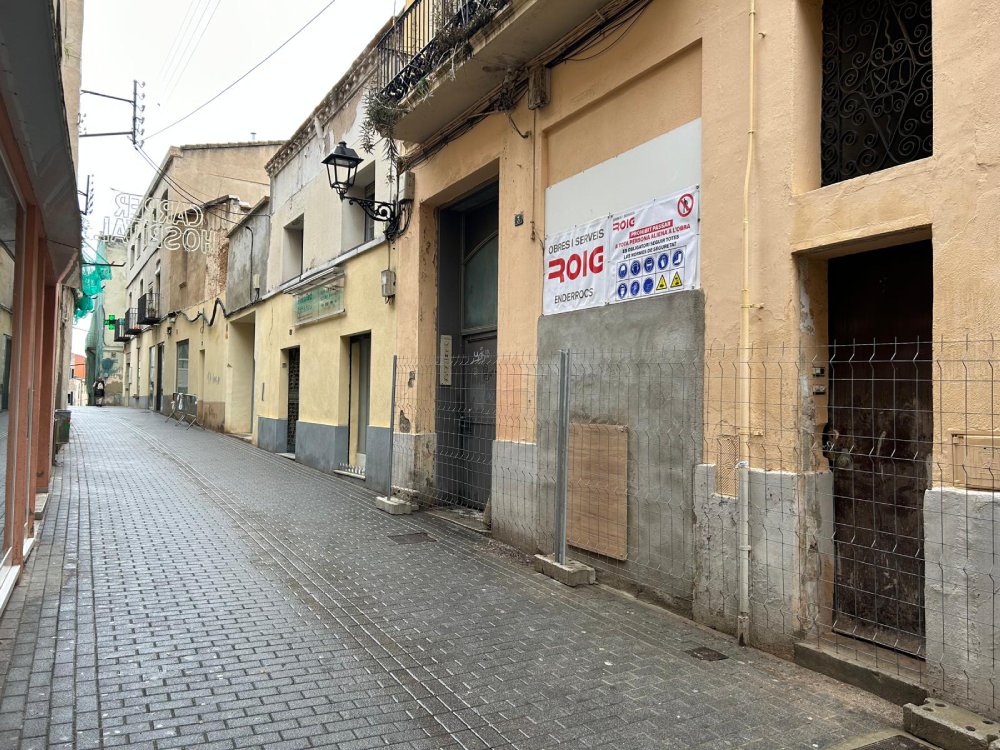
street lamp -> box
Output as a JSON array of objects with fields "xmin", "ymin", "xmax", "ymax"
[{"xmin": 322, "ymin": 141, "xmax": 408, "ymax": 240}]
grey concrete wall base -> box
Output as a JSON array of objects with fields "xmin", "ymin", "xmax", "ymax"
[
  {"xmin": 904, "ymin": 699, "xmax": 999, "ymax": 750},
  {"xmin": 294, "ymin": 422, "xmax": 348, "ymax": 475},
  {"xmin": 257, "ymin": 417, "xmax": 288, "ymax": 454},
  {"xmin": 693, "ymin": 464, "xmax": 739, "ymax": 635},
  {"xmin": 692, "ymin": 464, "xmax": 833, "ymax": 654},
  {"xmin": 392, "ymin": 432, "xmax": 437, "ymax": 500},
  {"xmin": 536, "ymin": 290, "xmax": 705, "ymax": 604},
  {"xmin": 491, "ymin": 440, "xmax": 538, "ymax": 552},
  {"xmin": 533, "ymin": 554, "xmax": 596, "ymax": 587},
  {"xmin": 376, "ymin": 496, "xmax": 414, "ymax": 515},
  {"xmin": 924, "ymin": 486, "xmax": 1000, "ymax": 717},
  {"xmin": 794, "ymin": 642, "xmax": 927, "ymax": 707},
  {"xmin": 364, "ymin": 426, "xmax": 391, "ymax": 492}
]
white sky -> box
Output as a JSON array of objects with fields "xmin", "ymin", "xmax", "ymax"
[{"xmin": 74, "ymin": 0, "xmax": 399, "ymax": 353}]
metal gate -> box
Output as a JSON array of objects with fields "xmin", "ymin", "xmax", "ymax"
[{"xmin": 286, "ymin": 347, "xmax": 300, "ymax": 453}]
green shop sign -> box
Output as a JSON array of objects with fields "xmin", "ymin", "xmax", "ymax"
[{"xmin": 293, "ymin": 285, "xmax": 345, "ymax": 326}]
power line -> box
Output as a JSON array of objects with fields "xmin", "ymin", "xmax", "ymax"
[
  {"xmin": 155, "ymin": 0, "xmax": 205, "ymax": 88},
  {"xmin": 132, "ymin": 145, "xmax": 250, "ymax": 228},
  {"xmin": 145, "ymin": 0, "xmax": 342, "ymax": 141},
  {"xmin": 162, "ymin": 0, "xmax": 223, "ymax": 104}
]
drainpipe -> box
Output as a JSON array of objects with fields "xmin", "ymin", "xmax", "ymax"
[
  {"xmin": 246, "ymin": 224, "xmax": 255, "ymax": 303},
  {"xmin": 737, "ymin": 0, "xmax": 757, "ymax": 648}
]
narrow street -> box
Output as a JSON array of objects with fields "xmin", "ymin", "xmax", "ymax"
[{"xmin": 0, "ymin": 408, "xmax": 901, "ymax": 750}]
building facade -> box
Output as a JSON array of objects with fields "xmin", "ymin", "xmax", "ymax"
[
  {"xmin": 0, "ymin": 0, "xmax": 85, "ymax": 612},
  {"xmin": 245, "ymin": 42, "xmax": 398, "ymax": 492},
  {"xmin": 119, "ymin": 142, "xmax": 278, "ymax": 429},
  {"xmin": 366, "ymin": 0, "xmax": 1000, "ymax": 719},
  {"xmin": 84, "ymin": 237, "xmax": 127, "ymax": 405}
]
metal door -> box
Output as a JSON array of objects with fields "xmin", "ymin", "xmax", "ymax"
[
  {"xmin": 457, "ymin": 333, "xmax": 496, "ymax": 508},
  {"xmin": 286, "ymin": 347, "xmax": 300, "ymax": 453},
  {"xmin": 827, "ymin": 242, "xmax": 932, "ymax": 656}
]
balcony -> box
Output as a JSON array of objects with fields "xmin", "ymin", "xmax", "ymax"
[
  {"xmin": 375, "ymin": 0, "xmax": 616, "ymax": 143},
  {"xmin": 125, "ymin": 309, "xmax": 142, "ymax": 335},
  {"xmin": 113, "ymin": 318, "xmax": 131, "ymax": 343},
  {"xmin": 137, "ymin": 292, "xmax": 160, "ymax": 325}
]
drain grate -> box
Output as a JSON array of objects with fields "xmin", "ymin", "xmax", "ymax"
[
  {"xmin": 855, "ymin": 737, "xmax": 927, "ymax": 750},
  {"xmin": 686, "ymin": 647, "xmax": 729, "ymax": 661},
  {"xmin": 388, "ymin": 532, "xmax": 435, "ymax": 545}
]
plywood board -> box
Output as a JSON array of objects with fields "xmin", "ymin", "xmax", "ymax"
[{"xmin": 567, "ymin": 423, "xmax": 628, "ymax": 560}]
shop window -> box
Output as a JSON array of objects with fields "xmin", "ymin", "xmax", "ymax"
[{"xmin": 821, "ymin": 0, "xmax": 932, "ymax": 185}]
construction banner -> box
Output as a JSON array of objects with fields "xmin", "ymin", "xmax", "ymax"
[{"xmin": 608, "ymin": 187, "xmax": 699, "ymax": 305}]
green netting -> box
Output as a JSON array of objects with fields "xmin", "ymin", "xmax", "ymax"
[{"xmin": 74, "ymin": 242, "xmax": 113, "ymax": 320}]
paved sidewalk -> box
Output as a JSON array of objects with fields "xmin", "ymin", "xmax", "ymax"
[{"xmin": 0, "ymin": 407, "xmax": 902, "ymax": 749}]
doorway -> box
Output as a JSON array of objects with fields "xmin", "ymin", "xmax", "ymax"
[
  {"xmin": 155, "ymin": 342, "xmax": 164, "ymax": 412},
  {"xmin": 827, "ymin": 241, "xmax": 932, "ymax": 656},
  {"xmin": 348, "ymin": 334, "xmax": 371, "ymax": 472},
  {"xmin": 286, "ymin": 347, "xmax": 300, "ymax": 454},
  {"xmin": 436, "ymin": 184, "xmax": 499, "ymax": 509}
]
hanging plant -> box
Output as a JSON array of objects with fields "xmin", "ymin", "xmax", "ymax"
[{"xmin": 360, "ymin": 89, "xmax": 405, "ymax": 176}]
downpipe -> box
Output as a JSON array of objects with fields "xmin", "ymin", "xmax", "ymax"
[
  {"xmin": 737, "ymin": 459, "xmax": 751, "ymax": 646},
  {"xmin": 737, "ymin": 0, "xmax": 757, "ymax": 649}
]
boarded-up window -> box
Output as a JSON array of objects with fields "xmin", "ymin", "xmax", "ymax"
[{"xmin": 567, "ymin": 423, "xmax": 628, "ymax": 560}]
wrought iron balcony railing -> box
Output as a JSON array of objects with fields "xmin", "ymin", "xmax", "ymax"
[
  {"xmin": 376, "ymin": 0, "xmax": 510, "ymax": 103},
  {"xmin": 113, "ymin": 318, "xmax": 131, "ymax": 342},
  {"xmin": 125, "ymin": 308, "xmax": 142, "ymax": 335},
  {"xmin": 137, "ymin": 292, "xmax": 160, "ymax": 325}
]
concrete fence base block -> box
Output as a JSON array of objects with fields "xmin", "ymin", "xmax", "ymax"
[
  {"xmin": 903, "ymin": 699, "xmax": 1000, "ymax": 750},
  {"xmin": 533, "ymin": 554, "xmax": 596, "ymax": 587},
  {"xmin": 34, "ymin": 493, "xmax": 48, "ymax": 521},
  {"xmin": 375, "ymin": 496, "xmax": 414, "ymax": 515}
]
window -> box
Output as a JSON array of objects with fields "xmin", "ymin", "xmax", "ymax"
[
  {"xmin": 283, "ymin": 216, "xmax": 304, "ymax": 281},
  {"xmin": 821, "ymin": 0, "xmax": 932, "ymax": 185},
  {"xmin": 364, "ymin": 182, "xmax": 376, "ymax": 244},
  {"xmin": 341, "ymin": 162, "xmax": 376, "ymax": 251},
  {"xmin": 176, "ymin": 340, "xmax": 189, "ymax": 394}
]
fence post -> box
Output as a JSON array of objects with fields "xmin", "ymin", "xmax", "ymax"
[
  {"xmin": 387, "ymin": 354, "xmax": 398, "ymax": 499},
  {"xmin": 554, "ymin": 349, "xmax": 571, "ymax": 564}
]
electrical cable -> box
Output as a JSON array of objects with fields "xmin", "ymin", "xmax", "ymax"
[
  {"xmin": 560, "ymin": 1, "xmax": 650, "ymax": 63},
  {"xmin": 158, "ymin": 0, "xmax": 212, "ymax": 96},
  {"xmin": 161, "ymin": 0, "xmax": 223, "ymax": 104},
  {"xmin": 132, "ymin": 145, "xmax": 248, "ymax": 229},
  {"xmin": 155, "ymin": 0, "xmax": 204, "ymax": 87},
  {"xmin": 145, "ymin": 0, "xmax": 343, "ymax": 141}
]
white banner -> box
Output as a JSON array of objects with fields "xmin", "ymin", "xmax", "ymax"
[
  {"xmin": 608, "ymin": 187, "xmax": 699, "ymax": 304},
  {"xmin": 543, "ymin": 218, "xmax": 609, "ymax": 316}
]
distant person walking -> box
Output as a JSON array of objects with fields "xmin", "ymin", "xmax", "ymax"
[{"xmin": 93, "ymin": 377, "xmax": 105, "ymax": 407}]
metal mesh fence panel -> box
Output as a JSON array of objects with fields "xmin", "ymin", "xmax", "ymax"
[{"xmin": 389, "ymin": 339, "xmax": 1000, "ymax": 716}]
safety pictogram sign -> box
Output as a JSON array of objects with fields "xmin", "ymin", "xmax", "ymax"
[{"xmin": 608, "ymin": 186, "xmax": 699, "ymax": 305}]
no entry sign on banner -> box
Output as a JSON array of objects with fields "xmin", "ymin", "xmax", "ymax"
[
  {"xmin": 542, "ymin": 186, "xmax": 699, "ymax": 315},
  {"xmin": 543, "ymin": 218, "xmax": 608, "ymax": 315},
  {"xmin": 608, "ymin": 188, "xmax": 699, "ymax": 304}
]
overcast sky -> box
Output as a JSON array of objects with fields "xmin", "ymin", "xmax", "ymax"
[{"xmin": 74, "ymin": 0, "xmax": 399, "ymax": 353}]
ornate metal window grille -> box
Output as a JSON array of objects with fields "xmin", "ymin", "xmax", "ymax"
[{"xmin": 821, "ymin": 0, "xmax": 933, "ymax": 186}]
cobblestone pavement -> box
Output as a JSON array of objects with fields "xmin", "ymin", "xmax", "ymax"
[{"xmin": 0, "ymin": 407, "xmax": 903, "ymax": 749}]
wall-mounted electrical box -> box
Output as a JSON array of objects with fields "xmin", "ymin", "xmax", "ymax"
[
  {"xmin": 381, "ymin": 269, "xmax": 397, "ymax": 298},
  {"xmin": 952, "ymin": 432, "xmax": 1000, "ymax": 490}
]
